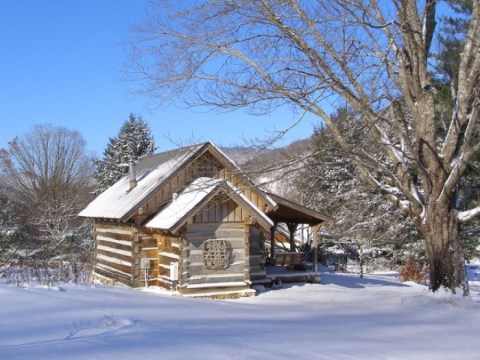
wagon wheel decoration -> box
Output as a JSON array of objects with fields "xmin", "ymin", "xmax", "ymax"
[{"xmin": 202, "ymin": 239, "xmax": 233, "ymax": 270}]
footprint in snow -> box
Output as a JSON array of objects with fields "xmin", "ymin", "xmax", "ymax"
[{"xmin": 66, "ymin": 315, "xmax": 135, "ymax": 339}]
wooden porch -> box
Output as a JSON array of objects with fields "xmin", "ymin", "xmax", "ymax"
[
  {"xmin": 252, "ymin": 264, "xmax": 321, "ymax": 287},
  {"xmin": 264, "ymin": 192, "xmax": 333, "ymax": 274}
]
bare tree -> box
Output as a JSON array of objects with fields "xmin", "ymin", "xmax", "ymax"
[
  {"xmin": 0, "ymin": 125, "xmax": 95, "ymax": 281},
  {"xmin": 0, "ymin": 125, "xmax": 93, "ymax": 211},
  {"xmin": 127, "ymin": 1, "xmax": 480, "ymax": 293}
]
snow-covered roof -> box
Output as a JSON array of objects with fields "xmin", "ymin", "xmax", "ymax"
[
  {"xmin": 79, "ymin": 141, "xmax": 276, "ymax": 222},
  {"xmin": 79, "ymin": 143, "xmax": 207, "ymax": 221},
  {"xmin": 145, "ymin": 177, "xmax": 220, "ymax": 231},
  {"xmin": 79, "ymin": 141, "xmax": 326, "ymax": 227},
  {"xmin": 145, "ymin": 177, "xmax": 273, "ymax": 233}
]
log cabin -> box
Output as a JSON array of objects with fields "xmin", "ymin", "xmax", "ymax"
[{"xmin": 79, "ymin": 142, "xmax": 331, "ymax": 298}]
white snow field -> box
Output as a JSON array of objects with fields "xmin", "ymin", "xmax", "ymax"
[{"xmin": 1, "ymin": 267, "xmax": 479, "ymax": 360}]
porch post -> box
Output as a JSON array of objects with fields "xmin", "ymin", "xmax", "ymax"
[
  {"xmin": 287, "ymin": 222, "xmax": 298, "ymax": 252},
  {"xmin": 312, "ymin": 224, "xmax": 321, "ymax": 272},
  {"xmin": 270, "ymin": 222, "xmax": 277, "ymax": 259}
]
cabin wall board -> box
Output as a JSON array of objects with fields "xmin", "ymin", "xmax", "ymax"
[
  {"xmin": 193, "ymin": 197, "xmax": 248, "ymax": 224},
  {"xmin": 186, "ymin": 262, "xmax": 246, "ymax": 277},
  {"xmin": 186, "ymin": 275, "xmax": 247, "ymax": 286},
  {"xmin": 179, "ymin": 285, "xmax": 255, "ymax": 298},
  {"xmin": 226, "ymin": 174, "xmax": 269, "ymax": 213},
  {"xmin": 136, "ymin": 153, "xmax": 225, "ymax": 224}
]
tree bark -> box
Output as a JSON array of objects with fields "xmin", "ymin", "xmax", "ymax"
[{"xmin": 421, "ymin": 202, "xmax": 468, "ymax": 294}]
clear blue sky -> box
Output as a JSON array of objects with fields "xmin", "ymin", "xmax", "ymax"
[{"xmin": 0, "ymin": 0, "xmax": 318, "ymax": 156}]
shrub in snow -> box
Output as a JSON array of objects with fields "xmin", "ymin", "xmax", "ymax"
[{"xmin": 399, "ymin": 258, "xmax": 427, "ymax": 284}]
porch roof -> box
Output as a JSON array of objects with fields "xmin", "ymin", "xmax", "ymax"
[{"xmin": 265, "ymin": 192, "xmax": 333, "ymax": 226}]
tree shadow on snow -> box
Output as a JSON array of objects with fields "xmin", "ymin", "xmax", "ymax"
[{"xmin": 320, "ymin": 272, "xmax": 411, "ymax": 289}]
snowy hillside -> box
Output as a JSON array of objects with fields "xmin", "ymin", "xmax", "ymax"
[
  {"xmin": 222, "ymin": 138, "xmax": 313, "ymax": 197},
  {"xmin": 1, "ymin": 268, "xmax": 479, "ymax": 360}
]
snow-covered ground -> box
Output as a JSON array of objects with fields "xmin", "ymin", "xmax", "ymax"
[{"xmin": 1, "ymin": 267, "xmax": 479, "ymax": 360}]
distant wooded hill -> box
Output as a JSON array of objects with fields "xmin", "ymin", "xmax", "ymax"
[
  {"xmin": 222, "ymin": 137, "xmax": 313, "ymax": 198},
  {"xmin": 222, "ymin": 137, "xmax": 312, "ymax": 167}
]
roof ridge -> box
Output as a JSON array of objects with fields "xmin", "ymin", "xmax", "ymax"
[{"xmin": 146, "ymin": 141, "xmax": 210, "ymax": 159}]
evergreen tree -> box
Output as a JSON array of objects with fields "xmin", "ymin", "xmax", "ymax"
[
  {"xmin": 0, "ymin": 195, "xmax": 23, "ymax": 272},
  {"xmin": 291, "ymin": 107, "xmax": 419, "ymax": 265},
  {"xmin": 435, "ymin": 0, "xmax": 472, "ymax": 85},
  {"xmin": 94, "ymin": 114, "xmax": 156, "ymax": 193},
  {"xmin": 434, "ymin": 0, "xmax": 480, "ymax": 261}
]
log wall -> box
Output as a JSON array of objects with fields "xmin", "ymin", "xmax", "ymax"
[
  {"xmin": 179, "ymin": 214, "xmax": 253, "ymax": 297},
  {"xmin": 93, "ymin": 222, "xmax": 135, "ymax": 287},
  {"xmin": 248, "ymin": 226, "xmax": 267, "ymax": 282},
  {"xmin": 93, "ymin": 223, "xmax": 173, "ymax": 288},
  {"xmin": 91, "ymin": 150, "xmax": 269, "ymax": 297}
]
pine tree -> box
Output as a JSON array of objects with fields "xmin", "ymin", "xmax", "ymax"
[
  {"xmin": 435, "ymin": 0, "xmax": 472, "ymax": 84},
  {"xmin": 94, "ymin": 114, "xmax": 156, "ymax": 193},
  {"xmin": 434, "ymin": 0, "xmax": 480, "ymax": 261},
  {"xmin": 0, "ymin": 195, "xmax": 22, "ymax": 271},
  {"xmin": 292, "ymin": 107, "xmax": 419, "ymax": 267}
]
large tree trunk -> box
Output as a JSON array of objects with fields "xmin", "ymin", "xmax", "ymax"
[{"xmin": 421, "ymin": 202, "xmax": 468, "ymax": 295}]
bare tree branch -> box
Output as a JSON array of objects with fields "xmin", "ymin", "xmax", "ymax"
[{"xmin": 126, "ymin": 0, "xmax": 479, "ymax": 292}]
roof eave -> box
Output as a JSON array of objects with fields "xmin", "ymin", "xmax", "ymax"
[{"xmin": 266, "ymin": 192, "xmax": 333, "ymax": 225}]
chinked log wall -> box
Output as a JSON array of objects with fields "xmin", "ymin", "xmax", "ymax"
[
  {"xmin": 147, "ymin": 233, "xmax": 182, "ymax": 290},
  {"xmin": 248, "ymin": 226, "xmax": 267, "ymax": 282},
  {"xmin": 180, "ymin": 221, "xmax": 251, "ymax": 297},
  {"xmin": 94, "ymin": 223, "xmax": 135, "ymax": 286},
  {"xmin": 137, "ymin": 233, "xmax": 158, "ymax": 287}
]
